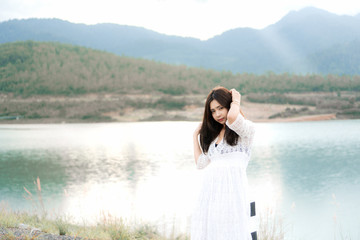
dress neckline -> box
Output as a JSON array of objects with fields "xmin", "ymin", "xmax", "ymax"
[{"xmin": 215, "ymin": 136, "xmax": 224, "ymax": 146}]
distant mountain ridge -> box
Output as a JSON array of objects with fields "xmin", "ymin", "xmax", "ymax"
[{"xmin": 1, "ymin": 7, "xmax": 360, "ymax": 74}]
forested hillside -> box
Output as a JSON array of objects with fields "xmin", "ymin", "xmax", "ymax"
[
  {"xmin": 1, "ymin": 41, "xmax": 359, "ymax": 97},
  {"xmin": 1, "ymin": 41, "xmax": 359, "ymax": 122}
]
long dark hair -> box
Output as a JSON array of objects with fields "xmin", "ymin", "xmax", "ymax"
[{"xmin": 199, "ymin": 86, "xmax": 240, "ymax": 153}]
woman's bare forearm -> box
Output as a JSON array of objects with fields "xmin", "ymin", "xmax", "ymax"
[
  {"xmin": 227, "ymin": 89, "xmax": 241, "ymax": 124},
  {"xmin": 193, "ymin": 135, "xmax": 202, "ymax": 164}
]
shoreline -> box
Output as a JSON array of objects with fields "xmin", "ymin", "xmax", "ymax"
[
  {"xmin": 253, "ymin": 113, "xmax": 337, "ymax": 122},
  {"xmin": 0, "ymin": 113, "xmax": 345, "ymax": 124},
  {"xmin": 1, "ymin": 93, "xmax": 358, "ymax": 124}
]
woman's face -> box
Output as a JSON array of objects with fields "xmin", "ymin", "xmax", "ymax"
[{"xmin": 210, "ymin": 99, "xmax": 228, "ymax": 125}]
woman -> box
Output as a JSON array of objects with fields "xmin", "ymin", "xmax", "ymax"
[{"xmin": 191, "ymin": 86, "xmax": 256, "ymax": 240}]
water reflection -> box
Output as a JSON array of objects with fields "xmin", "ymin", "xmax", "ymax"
[
  {"xmin": 0, "ymin": 150, "xmax": 67, "ymax": 209},
  {"xmin": 248, "ymin": 123, "xmax": 284, "ymax": 211},
  {"xmin": 0, "ymin": 121, "xmax": 359, "ymax": 239},
  {"xmin": 248, "ymin": 121, "xmax": 360, "ymax": 239}
]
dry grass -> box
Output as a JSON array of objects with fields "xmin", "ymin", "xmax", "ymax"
[
  {"xmin": 0, "ymin": 205, "xmax": 190, "ymax": 240},
  {"xmin": 1, "ymin": 202, "xmax": 290, "ymax": 240},
  {"xmin": 258, "ymin": 207, "xmax": 285, "ymax": 240},
  {"xmin": 0, "ymin": 177, "xmax": 289, "ymax": 240},
  {"xmin": 0, "ymin": 177, "xmax": 184, "ymax": 239}
]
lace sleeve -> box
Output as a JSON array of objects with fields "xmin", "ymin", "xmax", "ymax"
[
  {"xmin": 226, "ymin": 113, "xmax": 256, "ymax": 147},
  {"xmin": 196, "ymin": 153, "xmax": 211, "ymax": 169}
]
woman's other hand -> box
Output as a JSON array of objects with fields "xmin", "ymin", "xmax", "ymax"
[
  {"xmin": 194, "ymin": 123, "xmax": 202, "ymax": 137},
  {"xmin": 193, "ymin": 123, "xmax": 203, "ymax": 164}
]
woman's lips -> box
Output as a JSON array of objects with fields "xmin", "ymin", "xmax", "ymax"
[{"xmin": 218, "ymin": 118, "xmax": 224, "ymax": 122}]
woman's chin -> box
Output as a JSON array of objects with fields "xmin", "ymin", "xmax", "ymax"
[{"xmin": 217, "ymin": 119, "xmax": 226, "ymax": 124}]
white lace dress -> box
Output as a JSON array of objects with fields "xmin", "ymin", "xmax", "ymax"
[{"xmin": 191, "ymin": 113, "xmax": 256, "ymax": 240}]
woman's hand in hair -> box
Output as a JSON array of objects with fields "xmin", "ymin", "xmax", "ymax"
[
  {"xmin": 227, "ymin": 89, "xmax": 241, "ymax": 124},
  {"xmin": 230, "ymin": 88, "xmax": 241, "ymax": 104}
]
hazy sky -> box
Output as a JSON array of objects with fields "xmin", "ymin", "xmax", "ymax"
[{"xmin": 1, "ymin": 0, "xmax": 360, "ymax": 40}]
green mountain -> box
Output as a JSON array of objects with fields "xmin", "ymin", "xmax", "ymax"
[
  {"xmin": 308, "ymin": 40, "xmax": 360, "ymax": 75},
  {"xmin": 0, "ymin": 41, "xmax": 211, "ymax": 96},
  {"xmin": 1, "ymin": 41, "xmax": 359, "ymax": 98},
  {"xmin": 1, "ymin": 41, "xmax": 360, "ymax": 122}
]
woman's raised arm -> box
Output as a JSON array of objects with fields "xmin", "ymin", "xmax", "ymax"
[
  {"xmin": 226, "ymin": 89, "xmax": 256, "ymax": 147},
  {"xmin": 227, "ymin": 88, "xmax": 241, "ymax": 125}
]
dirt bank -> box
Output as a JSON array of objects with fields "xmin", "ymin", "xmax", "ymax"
[{"xmin": 0, "ymin": 93, "xmax": 354, "ymax": 123}]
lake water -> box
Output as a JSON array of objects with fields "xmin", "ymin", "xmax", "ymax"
[{"xmin": 0, "ymin": 120, "xmax": 359, "ymax": 239}]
